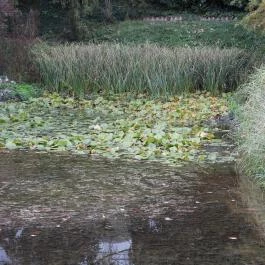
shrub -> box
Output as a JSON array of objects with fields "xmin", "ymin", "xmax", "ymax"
[
  {"xmin": 13, "ymin": 83, "xmax": 41, "ymax": 100},
  {"xmin": 33, "ymin": 43, "xmax": 256, "ymax": 97},
  {"xmin": 0, "ymin": 81, "xmax": 40, "ymax": 101}
]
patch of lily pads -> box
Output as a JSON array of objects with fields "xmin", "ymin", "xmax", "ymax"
[{"xmin": 0, "ymin": 92, "xmax": 233, "ymax": 164}]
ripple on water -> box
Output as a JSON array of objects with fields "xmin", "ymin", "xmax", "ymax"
[{"xmin": 0, "ymin": 151, "xmax": 264, "ymax": 265}]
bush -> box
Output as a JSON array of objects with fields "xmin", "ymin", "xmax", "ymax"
[
  {"xmin": 33, "ymin": 43, "xmax": 256, "ymax": 97},
  {"xmin": 0, "ymin": 81, "xmax": 40, "ymax": 101},
  {"xmin": 236, "ymin": 66, "xmax": 265, "ymax": 187}
]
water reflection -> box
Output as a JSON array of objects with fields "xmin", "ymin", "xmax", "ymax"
[
  {"xmin": 15, "ymin": 228, "xmax": 24, "ymax": 239},
  {"xmin": 97, "ymin": 239, "xmax": 132, "ymax": 265},
  {"xmin": 148, "ymin": 217, "xmax": 161, "ymax": 233},
  {"xmin": 0, "ymin": 152, "xmax": 264, "ymax": 264},
  {"xmin": 0, "ymin": 246, "xmax": 11, "ymax": 265},
  {"xmin": 0, "ymin": 210, "xmax": 264, "ymax": 265}
]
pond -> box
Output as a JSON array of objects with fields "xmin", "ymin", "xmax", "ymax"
[{"xmin": 0, "ymin": 151, "xmax": 264, "ymax": 265}]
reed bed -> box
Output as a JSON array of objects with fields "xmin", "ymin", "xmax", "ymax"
[{"xmin": 33, "ymin": 43, "xmax": 255, "ymax": 97}]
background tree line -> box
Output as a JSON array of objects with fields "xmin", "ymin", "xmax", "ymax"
[{"xmin": 0, "ymin": 0, "xmax": 264, "ymax": 40}]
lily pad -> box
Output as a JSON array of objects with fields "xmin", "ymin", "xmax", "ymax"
[{"xmin": 0, "ymin": 92, "xmax": 232, "ymax": 164}]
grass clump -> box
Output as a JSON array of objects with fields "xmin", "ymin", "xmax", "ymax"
[
  {"xmin": 236, "ymin": 66, "xmax": 265, "ymax": 188},
  {"xmin": 33, "ymin": 43, "xmax": 255, "ymax": 97}
]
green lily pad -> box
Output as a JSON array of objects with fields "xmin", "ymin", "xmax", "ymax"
[{"xmin": 0, "ymin": 92, "xmax": 232, "ymax": 164}]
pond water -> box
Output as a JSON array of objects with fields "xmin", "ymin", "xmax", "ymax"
[{"xmin": 0, "ymin": 151, "xmax": 264, "ymax": 265}]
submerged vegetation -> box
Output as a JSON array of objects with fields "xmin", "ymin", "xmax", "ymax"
[
  {"xmin": 34, "ymin": 43, "xmax": 256, "ymax": 97},
  {"xmin": 0, "ymin": 93, "xmax": 230, "ymax": 164}
]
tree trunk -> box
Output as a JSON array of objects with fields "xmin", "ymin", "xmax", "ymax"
[{"xmin": 69, "ymin": 0, "xmax": 81, "ymax": 40}]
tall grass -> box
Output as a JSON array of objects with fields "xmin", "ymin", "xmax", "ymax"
[
  {"xmin": 236, "ymin": 66, "xmax": 265, "ymax": 188},
  {"xmin": 33, "ymin": 43, "xmax": 256, "ymax": 97}
]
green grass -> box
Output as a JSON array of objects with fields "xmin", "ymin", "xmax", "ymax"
[
  {"xmin": 14, "ymin": 83, "xmax": 41, "ymax": 100},
  {"xmin": 236, "ymin": 66, "xmax": 265, "ymax": 188},
  {"xmin": 33, "ymin": 43, "xmax": 256, "ymax": 97},
  {"xmin": 86, "ymin": 20, "xmax": 265, "ymax": 52},
  {"xmin": 0, "ymin": 82, "xmax": 41, "ymax": 101}
]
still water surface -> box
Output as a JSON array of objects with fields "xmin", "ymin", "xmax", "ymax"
[{"xmin": 0, "ymin": 151, "xmax": 264, "ymax": 265}]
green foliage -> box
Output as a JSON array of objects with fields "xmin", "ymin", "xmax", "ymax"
[
  {"xmin": 223, "ymin": 0, "xmax": 249, "ymax": 8},
  {"xmin": 0, "ymin": 82, "xmax": 41, "ymax": 101},
  {"xmin": 236, "ymin": 66, "xmax": 265, "ymax": 187},
  {"xmin": 88, "ymin": 20, "xmax": 265, "ymax": 51},
  {"xmin": 243, "ymin": 0, "xmax": 265, "ymax": 32},
  {"xmin": 0, "ymin": 92, "xmax": 231, "ymax": 164},
  {"xmin": 42, "ymin": 0, "xmax": 97, "ymax": 40},
  {"xmin": 8, "ymin": 0, "xmax": 250, "ymax": 41},
  {"xmin": 33, "ymin": 43, "xmax": 256, "ymax": 97},
  {"xmin": 247, "ymin": 0, "xmax": 262, "ymax": 11},
  {"xmin": 14, "ymin": 83, "xmax": 41, "ymax": 100}
]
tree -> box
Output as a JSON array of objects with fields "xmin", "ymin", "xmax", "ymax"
[
  {"xmin": 0, "ymin": 0, "xmax": 17, "ymax": 36},
  {"xmin": 49, "ymin": 0, "xmax": 96, "ymax": 40}
]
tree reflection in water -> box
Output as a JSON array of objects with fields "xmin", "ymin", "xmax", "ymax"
[{"xmin": 0, "ymin": 246, "xmax": 11, "ymax": 265}]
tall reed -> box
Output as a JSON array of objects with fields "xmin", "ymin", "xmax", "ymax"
[{"xmin": 33, "ymin": 43, "xmax": 256, "ymax": 97}]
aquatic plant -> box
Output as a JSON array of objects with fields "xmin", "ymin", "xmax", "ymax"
[{"xmin": 0, "ymin": 92, "xmax": 232, "ymax": 164}]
